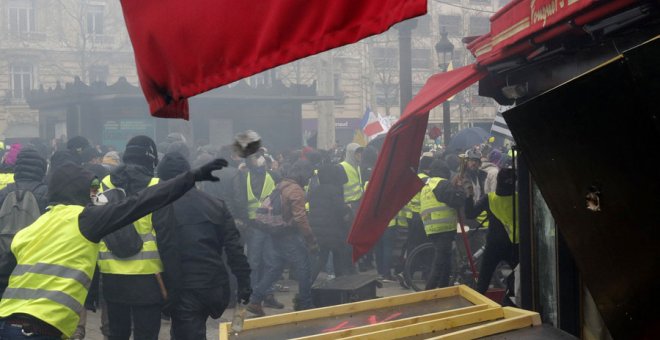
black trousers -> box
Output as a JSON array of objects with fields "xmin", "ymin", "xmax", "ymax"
[
  {"xmin": 425, "ymin": 231, "xmax": 456, "ymax": 290},
  {"xmin": 106, "ymin": 302, "xmax": 161, "ymax": 340},
  {"xmin": 171, "ymin": 288, "xmax": 229, "ymax": 340},
  {"xmin": 477, "ymin": 225, "xmax": 518, "ymax": 294}
]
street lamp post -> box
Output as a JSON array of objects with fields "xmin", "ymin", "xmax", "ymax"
[{"xmin": 435, "ymin": 27, "xmax": 454, "ymax": 148}]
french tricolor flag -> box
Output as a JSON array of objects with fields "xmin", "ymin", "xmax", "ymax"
[{"xmin": 360, "ymin": 108, "xmax": 386, "ymax": 140}]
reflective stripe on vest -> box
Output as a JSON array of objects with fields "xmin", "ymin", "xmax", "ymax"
[
  {"xmin": 340, "ymin": 161, "xmax": 362, "ymax": 203},
  {"xmin": 247, "ymin": 172, "xmax": 276, "ymax": 219},
  {"xmin": 476, "ymin": 210, "xmax": 490, "ymax": 229},
  {"xmin": 0, "ymin": 205, "xmax": 97, "ymax": 337},
  {"xmin": 420, "ymin": 177, "xmax": 457, "ymax": 235},
  {"xmin": 98, "ymin": 176, "xmax": 163, "ymax": 274},
  {"xmin": 488, "ymin": 192, "xmax": 519, "ymax": 244}
]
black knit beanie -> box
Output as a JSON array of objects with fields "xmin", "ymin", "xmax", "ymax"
[{"xmin": 122, "ymin": 135, "xmax": 158, "ymax": 171}]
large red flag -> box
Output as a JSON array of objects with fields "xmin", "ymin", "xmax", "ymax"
[
  {"xmin": 348, "ymin": 65, "xmax": 487, "ymax": 261},
  {"xmin": 120, "ymin": 0, "xmax": 427, "ymax": 119}
]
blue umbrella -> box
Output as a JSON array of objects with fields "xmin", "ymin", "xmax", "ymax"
[{"xmin": 447, "ymin": 127, "xmax": 489, "ymax": 153}]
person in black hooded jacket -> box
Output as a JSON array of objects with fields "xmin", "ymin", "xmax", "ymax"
[
  {"xmin": 99, "ymin": 135, "xmax": 167, "ymax": 340},
  {"xmin": 309, "ymin": 164, "xmax": 353, "ymax": 281},
  {"xmin": 153, "ymin": 152, "xmax": 251, "ymax": 340},
  {"xmin": 0, "ymin": 148, "xmax": 48, "ymax": 213}
]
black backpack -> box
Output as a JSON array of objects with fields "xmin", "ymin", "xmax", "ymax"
[
  {"xmin": 0, "ymin": 183, "xmax": 43, "ymax": 275},
  {"xmin": 96, "ymin": 188, "xmax": 144, "ymax": 258}
]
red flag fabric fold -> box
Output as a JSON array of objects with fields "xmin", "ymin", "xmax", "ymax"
[
  {"xmin": 348, "ymin": 64, "xmax": 487, "ymax": 261},
  {"xmin": 120, "ymin": 0, "xmax": 427, "ymax": 119}
]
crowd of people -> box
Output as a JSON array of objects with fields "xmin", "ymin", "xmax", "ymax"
[{"xmin": 0, "ymin": 132, "xmax": 519, "ymax": 339}]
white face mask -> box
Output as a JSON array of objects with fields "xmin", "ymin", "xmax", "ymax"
[{"xmin": 91, "ymin": 192, "xmax": 109, "ymax": 206}]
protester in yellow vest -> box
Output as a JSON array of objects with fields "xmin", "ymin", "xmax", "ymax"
[
  {"xmin": 421, "ymin": 160, "xmax": 465, "ymax": 290},
  {"xmin": 339, "ymin": 143, "xmax": 363, "ymax": 206},
  {"xmin": 97, "ymin": 136, "xmax": 166, "ymax": 339},
  {"xmin": 234, "ymin": 153, "xmax": 283, "ymax": 312},
  {"xmin": 0, "ymin": 157, "xmax": 228, "ymax": 339},
  {"xmin": 464, "ymin": 168, "xmax": 519, "ymax": 295}
]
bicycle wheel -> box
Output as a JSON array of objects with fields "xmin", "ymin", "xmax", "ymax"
[{"xmin": 403, "ymin": 242, "xmax": 434, "ymax": 292}]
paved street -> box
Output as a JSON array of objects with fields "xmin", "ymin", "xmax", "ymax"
[{"xmin": 83, "ymin": 270, "xmax": 411, "ymax": 339}]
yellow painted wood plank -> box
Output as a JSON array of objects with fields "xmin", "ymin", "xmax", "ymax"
[
  {"xmin": 458, "ymin": 285, "xmax": 501, "ymax": 308},
  {"xmin": 222, "ymin": 286, "xmax": 461, "ymax": 330},
  {"xmin": 218, "ymin": 322, "xmax": 229, "ymax": 340},
  {"xmin": 338, "ymin": 307, "xmax": 505, "ymax": 340},
  {"xmin": 502, "ymin": 306, "xmax": 542, "ymax": 326},
  {"xmin": 430, "ymin": 315, "xmax": 535, "ymax": 339},
  {"xmin": 294, "ymin": 304, "xmax": 490, "ymax": 340}
]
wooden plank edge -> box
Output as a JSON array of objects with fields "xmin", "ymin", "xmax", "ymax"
[
  {"xmin": 232, "ymin": 286, "xmax": 462, "ymax": 330},
  {"xmin": 429, "ymin": 313, "xmax": 536, "ymax": 339},
  {"xmin": 502, "ymin": 306, "xmax": 542, "ymax": 326},
  {"xmin": 458, "ymin": 285, "xmax": 501, "ymax": 308},
  {"xmin": 293, "ymin": 304, "xmax": 491, "ymax": 340},
  {"xmin": 337, "ymin": 307, "xmax": 505, "ymax": 340}
]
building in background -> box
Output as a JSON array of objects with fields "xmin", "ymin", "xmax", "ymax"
[{"xmin": 0, "ymin": 0, "xmax": 137, "ymax": 141}]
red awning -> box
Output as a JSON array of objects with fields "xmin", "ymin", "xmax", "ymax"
[
  {"xmin": 120, "ymin": 0, "xmax": 427, "ymax": 119},
  {"xmin": 348, "ymin": 65, "xmax": 486, "ymax": 261},
  {"xmin": 467, "ymin": 0, "xmax": 636, "ymax": 66}
]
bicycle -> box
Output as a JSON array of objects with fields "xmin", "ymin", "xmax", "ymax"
[{"xmin": 402, "ymin": 227, "xmax": 510, "ymax": 292}]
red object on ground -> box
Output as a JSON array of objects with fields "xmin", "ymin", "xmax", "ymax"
[
  {"xmin": 348, "ymin": 65, "xmax": 486, "ymax": 261},
  {"xmin": 458, "ymin": 216, "xmax": 478, "ymax": 283},
  {"xmin": 119, "ymin": 0, "xmax": 427, "ymax": 119}
]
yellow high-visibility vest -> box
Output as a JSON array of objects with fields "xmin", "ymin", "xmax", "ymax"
[
  {"xmin": 98, "ymin": 176, "xmax": 163, "ymax": 274},
  {"xmin": 0, "ymin": 173, "xmax": 14, "ymax": 190},
  {"xmin": 340, "ymin": 161, "xmax": 362, "ymax": 203},
  {"xmin": 488, "ymin": 192, "xmax": 519, "ymax": 244},
  {"xmin": 405, "ymin": 173, "xmax": 429, "ymax": 217},
  {"xmin": 247, "ymin": 172, "xmax": 275, "ymax": 219},
  {"xmin": 0, "ymin": 205, "xmax": 98, "ymax": 337},
  {"xmin": 420, "ymin": 177, "xmax": 457, "ymax": 235}
]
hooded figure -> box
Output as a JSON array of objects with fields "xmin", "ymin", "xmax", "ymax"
[
  {"xmin": 153, "ymin": 152, "xmax": 251, "ymax": 337},
  {"xmin": 339, "ymin": 143, "xmax": 364, "ymax": 205},
  {"xmin": 0, "ymin": 148, "xmax": 49, "ymax": 213},
  {"xmin": 308, "ymin": 164, "xmax": 353, "ymax": 281},
  {"xmin": 99, "ymin": 135, "xmax": 166, "ymax": 340}
]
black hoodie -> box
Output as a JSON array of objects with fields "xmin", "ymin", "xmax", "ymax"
[{"xmin": 154, "ymin": 153, "xmax": 250, "ymax": 317}]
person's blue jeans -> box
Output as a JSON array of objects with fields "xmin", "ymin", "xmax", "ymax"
[
  {"xmin": 246, "ymin": 226, "xmax": 276, "ymax": 295},
  {"xmin": 375, "ymin": 227, "xmax": 395, "ymax": 278},
  {"xmin": 0, "ymin": 320, "xmax": 59, "ymax": 340},
  {"xmin": 251, "ymin": 233, "xmax": 313, "ymax": 309}
]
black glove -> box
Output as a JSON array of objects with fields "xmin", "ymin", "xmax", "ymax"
[
  {"xmin": 192, "ymin": 158, "xmax": 228, "ymax": 182},
  {"xmin": 238, "ymin": 286, "xmax": 252, "ymax": 305}
]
